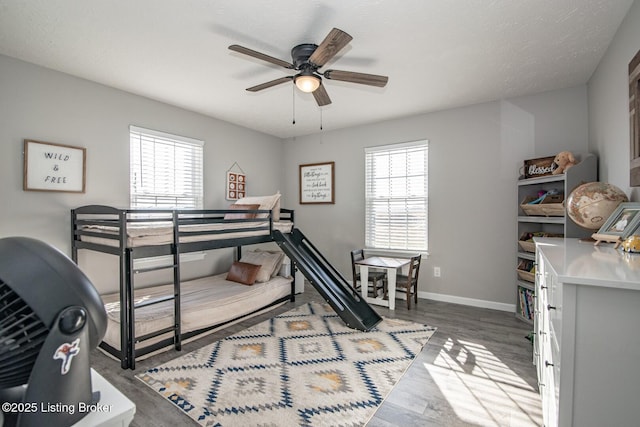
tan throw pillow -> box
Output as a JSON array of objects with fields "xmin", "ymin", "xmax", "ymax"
[
  {"xmin": 224, "ymin": 203, "xmax": 260, "ymax": 220},
  {"xmin": 226, "ymin": 261, "xmax": 261, "ymax": 285},
  {"xmin": 234, "ymin": 193, "xmax": 281, "ymax": 220},
  {"xmin": 240, "ymin": 250, "xmax": 285, "ymax": 282}
]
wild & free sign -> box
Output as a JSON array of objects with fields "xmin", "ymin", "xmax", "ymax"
[{"xmin": 23, "ymin": 140, "xmax": 86, "ymax": 193}]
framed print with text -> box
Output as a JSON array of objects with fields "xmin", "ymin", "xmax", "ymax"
[
  {"xmin": 299, "ymin": 161, "xmax": 335, "ymax": 204},
  {"xmin": 23, "ymin": 139, "xmax": 86, "ymax": 193}
]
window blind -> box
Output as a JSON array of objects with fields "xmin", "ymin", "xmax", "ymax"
[
  {"xmin": 130, "ymin": 125, "xmax": 204, "ymax": 209},
  {"xmin": 365, "ymin": 140, "xmax": 428, "ymax": 251}
]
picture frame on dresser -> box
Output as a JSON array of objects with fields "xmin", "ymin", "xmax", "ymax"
[{"xmin": 592, "ymin": 202, "xmax": 640, "ymax": 245}]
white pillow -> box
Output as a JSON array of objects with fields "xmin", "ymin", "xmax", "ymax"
[
  {"xmin": 234, "ymin": 192, "xmax": 281, "ymax": 220},
  {"xmin": 254, "ymin": 249, "xmax": 287, "ymax": 277},
  {"xmin": 240, "ymin": 250, "xmax": 285, "ymax": 282}
]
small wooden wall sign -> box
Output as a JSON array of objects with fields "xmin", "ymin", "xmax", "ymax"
[
  {"xmin": 23, "ymin": 139, "xmax": 86, "ymax": 193},
  {"xmin": 523, "ymin": 156, "xmax": 557, "ymax": 179}
]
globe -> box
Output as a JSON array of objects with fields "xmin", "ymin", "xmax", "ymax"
[{"xmin": 566, "ymin": 182, "xmax": 628, "ymax": 230}]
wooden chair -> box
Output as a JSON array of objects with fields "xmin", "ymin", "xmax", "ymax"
[
  {"xmin": 394, "ymin": 254, "xmax": 422, "ymax": 309},
  {"xmin": 350, "ymin": 249, "xmax": 386, "ymax": 297}
]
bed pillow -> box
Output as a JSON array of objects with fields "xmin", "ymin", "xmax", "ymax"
[
  {"xmin": 254, "ymin": 248, "xmax": 287, "ymax": 277},
  {"xmin": 223, "ymin": 203, "xmax": 260, "ymax": 220},
  {"xmin": 226, "ymin": 261, "xmax": 261, "ymax": 285},
  {"xmin": 234, "ymin": 192, "xmax": 281, "ymax": 220},
  {"xmin": 240, "ymin": 250, "xmax": 285, "ymax": 282}
]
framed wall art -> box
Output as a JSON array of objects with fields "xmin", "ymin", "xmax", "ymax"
[
  {"xmin": 23, "ymin": 139, "xmax": 86, "ymax": 193},
  {"xmin": 226, "ymin": 162, "xmax": 246, "ymax": 200},
  {"xmin": 299, "ymin": 161, "xmax": 335, "ymax": 204}
]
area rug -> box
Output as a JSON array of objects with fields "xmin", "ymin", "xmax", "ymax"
[{"xmin": 136, "ymin": 301, "xmax": 436, "ymax": 427}]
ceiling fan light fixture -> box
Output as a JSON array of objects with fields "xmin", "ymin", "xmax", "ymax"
[
  {"xmin": 231, "ymin": 27, "xmax": 387, "ymax": 107},
  {"xmin": 295, "ymin": 74, "xmax": 321, "ymax": 93}
]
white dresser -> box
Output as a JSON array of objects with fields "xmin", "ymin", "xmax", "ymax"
[{"xmin": 534, "ymin": 238, "xmax": 640, "ymax": 427}]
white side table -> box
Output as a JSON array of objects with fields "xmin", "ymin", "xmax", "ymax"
[{"xmin": 354, "ymin": 256, "xmax": 410, "ymax": 310}]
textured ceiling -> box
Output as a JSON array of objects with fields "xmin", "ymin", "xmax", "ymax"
[{"xmin": 0, "ymin": 0, "xmax": 634, "ymax": 138}]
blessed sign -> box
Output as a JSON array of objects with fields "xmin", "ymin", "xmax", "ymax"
[
  {"xmin": 299, "ymin": 162, "xmax": 335, "ymax": 204},
  {"xmin": 523, "ymin": 156, "xmax": 556, "ymax": 179},
  {"xmin": 24, "ymin": 140, "xmax": 86, "ymax": 193}
]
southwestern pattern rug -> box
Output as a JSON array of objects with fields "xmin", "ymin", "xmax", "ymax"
[{"xmin": 137, "ymin": 302, "xmax": 436, "ymax": 427}]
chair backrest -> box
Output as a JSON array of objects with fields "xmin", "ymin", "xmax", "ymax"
[
  {"xmin": 351, "ymin": 249, "xmax": 364, "ymax": 263},
  {"xmin": 406, "ymin": 254, "xmax": 422, "ymax": 283},
  {"xmin": 350, "ymin": 249, "xmax": 365, "ymax": 286}
]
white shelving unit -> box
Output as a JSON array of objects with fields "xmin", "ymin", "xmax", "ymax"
[{"xmin": 515, "ymin": 153, "xmax": 597, "ymax": 323}]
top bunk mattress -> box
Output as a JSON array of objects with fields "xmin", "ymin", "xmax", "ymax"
[
  {"xmin": 79, "ymin": 220, "xmax": 293, "ymax": 247},
  {"xmin": 74, "ymin": 193, "xmax": 292, "ymax": 248}
]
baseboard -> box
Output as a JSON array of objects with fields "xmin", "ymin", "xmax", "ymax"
[{"xmin": 418, "ymin": 291, "xmax": 515, "ymax": 312}]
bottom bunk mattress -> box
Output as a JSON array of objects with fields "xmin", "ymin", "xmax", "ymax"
[{"xmin": 100, "ymin": 273, "xmax": 292, "ymax": 353}]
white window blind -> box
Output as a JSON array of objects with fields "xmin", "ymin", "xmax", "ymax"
[
  {"xmin": 365, "ymin": 140, "xmax": 428, "ymax": 252},
  {"xmin": 130, "ymin": 126, "xmax": 204, "ymax": 209}
]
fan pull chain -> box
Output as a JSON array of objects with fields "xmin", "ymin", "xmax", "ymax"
[
  {"xmin": 320, "ymin": 108, "xmax": 323, "ymax": 130},
  {"xmin": 292, "ymin": 84, "xmax": 296, "ymax": 125}
]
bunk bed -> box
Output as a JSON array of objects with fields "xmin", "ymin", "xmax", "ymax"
[{"xmin": 71, "ymin": 197, "xmax": 295, "ymax": 369}]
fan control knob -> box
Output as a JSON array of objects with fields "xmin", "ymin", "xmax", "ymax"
[{"xmin": 59, "ymin": 306, "xmax": 87, "ymax": 335}]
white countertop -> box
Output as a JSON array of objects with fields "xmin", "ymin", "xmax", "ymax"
[{"xmin": 534, "ymin": 237, "xmax": 640, "ymax": 290}]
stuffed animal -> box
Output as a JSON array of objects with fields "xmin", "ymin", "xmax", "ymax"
[
  {"xmin": 552, "ymin": 151, "xmax": 577, "ymax": 174},
  {"xmin": 621, "ymin": 235, "xmax": 640, "ymax": 253}
]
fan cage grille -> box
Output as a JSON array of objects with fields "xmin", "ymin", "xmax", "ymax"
[{"xmin": 0, "ymin": 279, "xmax": 49, "ymax": 388}]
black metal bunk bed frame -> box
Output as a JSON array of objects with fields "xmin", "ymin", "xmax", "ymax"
[{"xmin": 70, "ymin": 205, "xmax": 295, "ymax": 370}]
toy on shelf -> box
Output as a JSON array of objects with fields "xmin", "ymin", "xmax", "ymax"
[
  {"xmin": 552, "ymin": 151, "xmax": 578, "ymax": 175},
  {"xmin": 527, "ymin": 189, "xmax": 559, "ymax": 204}
]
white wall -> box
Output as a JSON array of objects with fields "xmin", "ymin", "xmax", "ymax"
[
  {"xmin": 0, "ymin": 49, "xmax": 604, "ymax": 309},
  {"xmin": 0, "ymin": 54, "xmax": 283, "ymax": 293},
  {"xmin": 588, "ymin": 0, "xmax": 640, "ymax": 201},
  {"xmin": 282, "ymin": 86, "xmax": 589, "ymax": 308}
]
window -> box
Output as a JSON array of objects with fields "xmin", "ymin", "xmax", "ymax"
[
  {"xmin": 130, "ymin": 126, "xmax": 204, "ymax": 209},
  {"xmin": 365, "ymin": 140, "xmax": 428, "ymax": 252}
]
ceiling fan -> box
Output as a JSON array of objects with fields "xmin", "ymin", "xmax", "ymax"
[{"xmin": 228, "ymin": 28, "xmax": 388, "ymax": 106}]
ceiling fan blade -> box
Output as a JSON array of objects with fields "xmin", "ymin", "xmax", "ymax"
[
  {"xmin": 308, "ymin": 28, "xmax": 353, "ymax": 67},
  {"xmin": 312, "ymin": 84, "xmax": 332, "ymax": 106},
  {"xmin": 229, "ymin": 44, "xmax": 294, "ymax": 69},
  {"xmin": 323, "ymin": 69, "xmax": 388, "ymax": 87},
  {"xmin": 246, "ymin": 76, "xmax": 293, "ymax": 92}
]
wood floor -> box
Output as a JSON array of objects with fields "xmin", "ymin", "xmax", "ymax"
[{"xmin": 92, "ymin": 285, "xmax": 543, "ymax": 426}]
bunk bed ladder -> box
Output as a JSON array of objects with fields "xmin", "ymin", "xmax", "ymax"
[
  {"xmin": 172, "ymin": 211, "xmax": 182, "ymax": 353},
  {"xmin": 121, "ymin": 211, "xmax": 183, "ymax": 370},
  {"xmin": 120, "ymin": 211, "xmax": 133, "ymax": 370}
]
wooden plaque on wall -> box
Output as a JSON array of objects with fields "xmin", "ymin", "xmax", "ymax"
[
  {"xmin": 23, "ymin": 139, "xmax": 86, "ymax": 193},
  {"xmin": 299, "ymin": 161, "xmax": 335, "ymax": 204},
  {"xmin": 630, "ymin": 49, "xmax": 640, "ymax": 186}
]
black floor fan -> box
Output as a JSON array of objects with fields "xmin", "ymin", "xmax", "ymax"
[{"xmin": 0, "ymin": 237, "xmax": 107, "ymax": 427}]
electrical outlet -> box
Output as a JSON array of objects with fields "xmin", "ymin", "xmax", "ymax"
[{"xmin": 434, "ymin": 266, "xmax": 441, "ymax": 277}]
